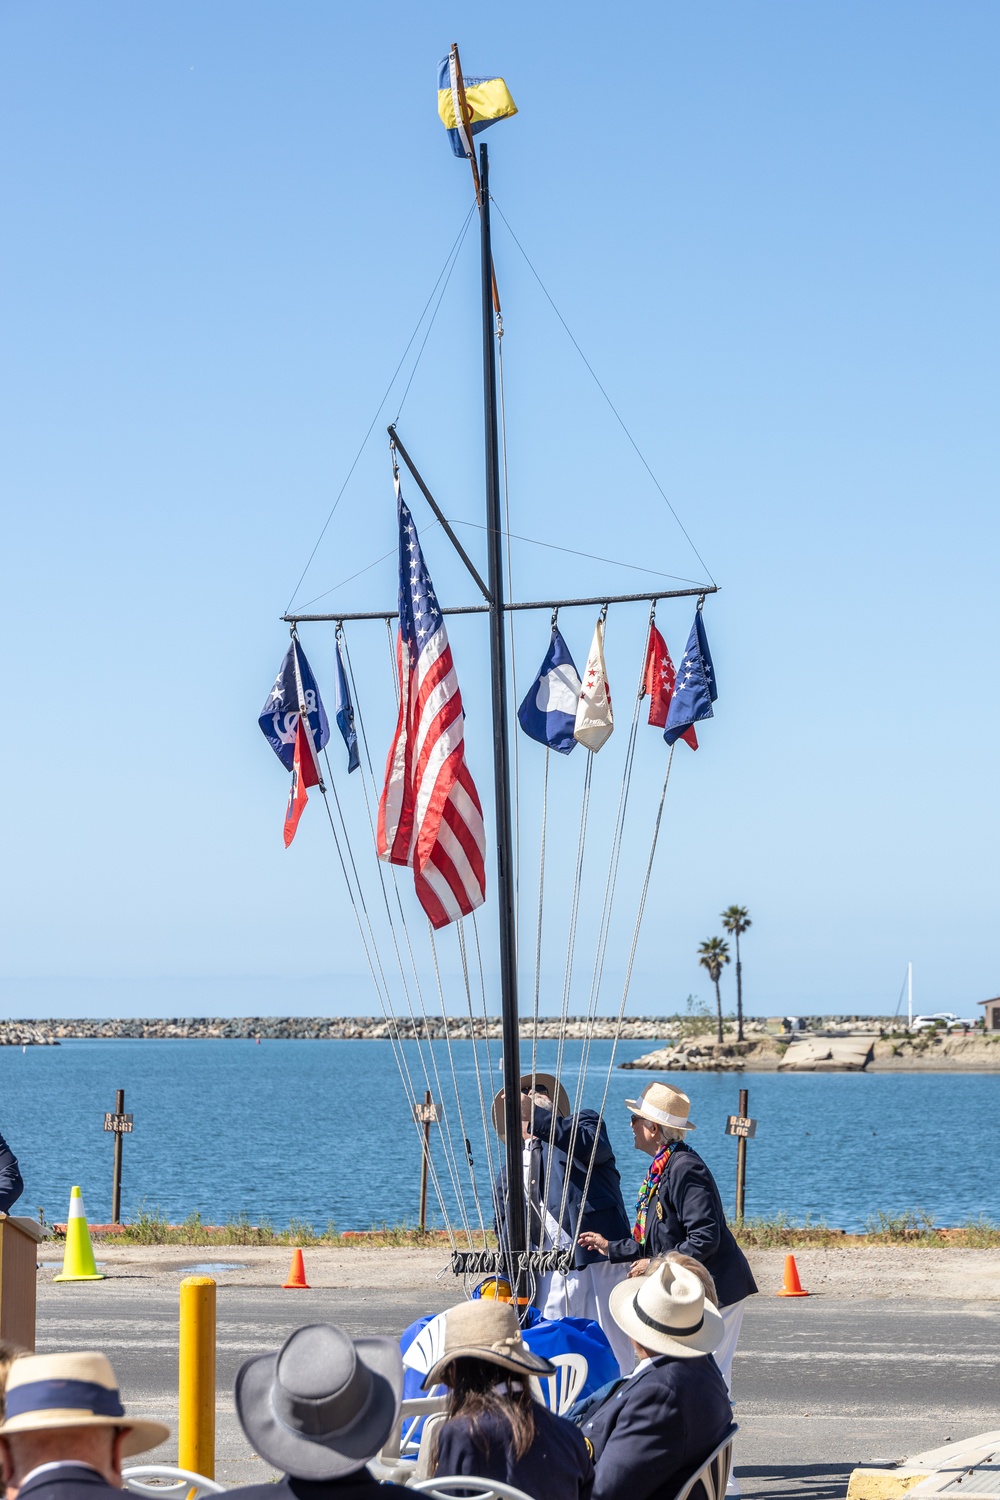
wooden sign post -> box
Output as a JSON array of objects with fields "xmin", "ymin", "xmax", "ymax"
[
  {"xmin": 724, "ymin": 1087, "xmax": 757, "ymax": 1224},
  {"xmin": 412, "ymin": 1091, "xmax": 439, "ymax": 1234},
  {"xmin": 103, "ymin": 1089, "xmax": 134, "ymax": 1225}
]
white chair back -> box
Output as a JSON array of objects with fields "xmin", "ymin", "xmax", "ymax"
[
  {"xmin": 528, "ymin": 1350, "xmax": 588, "ymax": 1415},
  {"xmin": 377, "ymin": 1394, "xmax": 449, "ymax": 1464},
  {"xmin": 669, "ymin": 1424, "xmax": 739, "ymax": 1500},
  {"xmin": 123, "ymin": 1466, "xmax": 225, "ymax": 1499},
  {"xmin": 411, "ymin": 1478, "xmax": 535, "ymax": 1500}
]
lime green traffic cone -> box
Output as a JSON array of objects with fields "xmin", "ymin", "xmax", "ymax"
[{"xmin": 53, "ymin": 1186, "xmax": 104, "ymax": 1281}]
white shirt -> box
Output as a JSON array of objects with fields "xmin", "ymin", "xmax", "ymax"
[
  {"xmin": 522, "ymin": 1140, "xmax": 571, "ymax": 1250},
  {"xmin": 629, "ymin": 1356, "xmax": 655, "ymax": 1380}
]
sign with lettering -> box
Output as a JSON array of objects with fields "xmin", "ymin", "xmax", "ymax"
[
  {"xmin": 725, "ymin": 1115, "xmax": 757, "ymax": 1139},
  {"xmin": 412, "ymin": 1101, "xmax": 439, "ymax": 1123},
  {"xmin": 103, "ymin": 1113, "xmax": 133, "ymax": 1133}
]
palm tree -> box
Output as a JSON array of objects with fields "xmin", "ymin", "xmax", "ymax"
[
  {"xmin": 721, "ymin": 906, "xmax": 752, "ymax": 1042},
  {"xmin": 698, "ymin": 936, "xmax": 731, "ymax": 1043}
]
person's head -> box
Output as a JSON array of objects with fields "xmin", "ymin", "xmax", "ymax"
[
  {"xmin": 424, "ymin": 1301, "xmax": 556, "ymax": 1464},
  {"xmin": 491, "ymin": 1073, "xmax": 570, "ymax": 1140},
  {"xmin": 609, "ymin": 1260, "xmax": 725, "ymax": 1363},
  {"xmin": 650, "ymin": 1253, "xmax": 719, "ymax": 1308},
  {"xmin": 233, "ymin": 1323, "xmax": 403, "ymax": 1482},
  {"xmin": 0, "ymin": 1352, "xmax": 168, "ymax": 1490},
  {"xmin": 625, "ymin": 1083, "xmax": 695, "ymax": 1156},
  {"xmin": 0, "ymin": 1425, "xmax": 128, "ymax": 1489}
]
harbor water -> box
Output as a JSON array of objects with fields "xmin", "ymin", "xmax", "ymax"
[{"xmin": 1, "ymin": 1039, "xmax": 996, "ymax": 1231}]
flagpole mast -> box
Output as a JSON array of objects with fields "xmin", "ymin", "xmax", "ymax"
[{"xmin": 479, "ymin": 141, "xmax": 527, "ymax": 1296}]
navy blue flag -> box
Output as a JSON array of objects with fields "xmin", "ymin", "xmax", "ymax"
[
  {"xmin": 517, "ymin": 626, "xmax": 583, "ymax": 754},
  {"xmin": 664, "ymin": 611, "xmax": 717, "ymax": 746},
  {"xmin": 333, "ymin": 635, "xmax": 359, "ymax": 774},
  {"xmin": 259, "ymin": 640, "xmax": 330, "ymax": 772}
]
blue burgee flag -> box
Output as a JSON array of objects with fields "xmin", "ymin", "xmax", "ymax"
[
  {"xmin": 517, "ymin": 626, "xmax": 583, "ymax": 754},
  {"xmin": 259, "ymin": 640, "xmax": 330, "ymax": 772},
  {"xmin": 664, "ymin": 611, "xmax": 717, "ymax": 746},
  {"xmin": 333, "ymin": 635, "xmax": 359, "ymax": 774}
]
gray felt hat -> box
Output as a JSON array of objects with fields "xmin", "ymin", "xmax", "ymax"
[{"xmin": 234, "ymin": 1323, "xmax": 402, "ymax": 1480}]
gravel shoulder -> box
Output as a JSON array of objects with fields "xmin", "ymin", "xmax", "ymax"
[{"xmin": 36, "ymin": 1244, "xmax": 1000, "ymax": 1298}]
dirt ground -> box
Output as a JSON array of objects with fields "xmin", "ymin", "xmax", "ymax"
[{"xmin": 37, "ymin": 1242, "xmax": 1000, "ymax": 1297}]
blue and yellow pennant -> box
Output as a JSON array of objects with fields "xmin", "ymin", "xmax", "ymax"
[{"xmin": 437, "ymin": 51, "xmax": 516, "ymax": 159}]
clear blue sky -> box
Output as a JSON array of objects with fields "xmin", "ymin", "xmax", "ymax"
[{"xmin": 2, "ymin": 2, "xmax": 998, "ymax": 1020}]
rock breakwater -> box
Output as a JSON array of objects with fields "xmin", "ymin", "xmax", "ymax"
[{"xmin": 0, "ymin": 1016, "xmax": 678, "ymax": 1045}]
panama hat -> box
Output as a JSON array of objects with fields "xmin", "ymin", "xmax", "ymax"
[
  {"xmin": 421, "ymin": 1300, "xmax": 556, "ymax": 1391},
  {"xmin": 625, "ymin": 1081, "xmax": 696, "ymax": 1131},
  {"xmin": 609, "ymin": 1260, "xmax": 724, "ymax": 1359},
  {"xmin": 491, "ymin": 1073, "xmax": 571, "ymax": 1139},
  {"xmin": 234, "ymin": 1323, "xmax": 403, "ymax": 1481},
  {"xmin": 0, "ymin": 1352, "xmax": 168, "ymax": 1456}
]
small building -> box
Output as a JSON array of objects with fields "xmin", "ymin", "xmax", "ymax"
[{"xmin": 978, "ymin": 997, "xmax": 1000, "ymax": 1031}]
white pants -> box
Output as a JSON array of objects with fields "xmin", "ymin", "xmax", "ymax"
[
  {"xmin": 715, "ymin": 1298, "xmax": 747, "ymax": 1495},
  {"xmin": 534, "ymin": 1260, "xmax": 635, "ymax": 1376}
]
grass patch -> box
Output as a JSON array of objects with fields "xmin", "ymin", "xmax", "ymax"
[
  {"xmin": 732, "ymin": 1213, "xmax": 846, "ymax": 1248},
  {"xmin": 91, "ymin": 1204, "xmax": 491, "ymax": 1249}
]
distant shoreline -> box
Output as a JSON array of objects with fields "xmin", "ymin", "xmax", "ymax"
[
  {"xmin": 2, "ymin": 1015, "xmax": 997, "ymax": 1069},
  {"xmin": 0, "ymin": 1015, "xmax": 677, "ymax": 1044}
]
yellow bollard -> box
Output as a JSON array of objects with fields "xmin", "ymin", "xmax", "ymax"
[{"xmin": 178, "ymin": 1276, "xmax": 216, "ymax": 1479}]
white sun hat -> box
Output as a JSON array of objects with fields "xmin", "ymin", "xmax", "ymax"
[
  {"xmin": 624, "ymin": 1081, "xmax": 696, "ymax": 1131},
  {"xmin": 609, "ymin": 1260, "xmax": 724, "ymax": 1359}
]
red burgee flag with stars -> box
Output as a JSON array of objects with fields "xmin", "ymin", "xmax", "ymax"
[
  {"xmin": 644, "ymin": 624, "xmax": 698, "ymax": 750},
  {"xmin": 284, "ymin": 715, "xmax": 320, "ymax": 847}
]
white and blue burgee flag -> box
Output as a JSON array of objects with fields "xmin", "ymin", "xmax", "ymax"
[
  {"xmin": 664, "ymin": 609, "xmax": 717, "ymax": 746},
  {"xmin": 517, "ymin": 626, "xmax": 583, "ymax": 754},
  {"xmin": 574, "ymin": 618, "xmax": 614, "ymax": 752}
]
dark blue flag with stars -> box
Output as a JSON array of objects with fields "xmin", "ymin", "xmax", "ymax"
[
  {"xmin": 259, "ymin": 639, "xmax": 330, "ymax": 772},
  {"xmin": 333, "ymin": 634, "xmax": 359, "ymax": 774},
  {"xmin": 664, "ymin": 610, "xmax": 717, "ymax": 746}
]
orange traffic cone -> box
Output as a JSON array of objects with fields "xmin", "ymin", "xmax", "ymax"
[
  {"xmin": 777, "ymin": 1253, "xmax": 808, "ymax": 1297},
  {"xmin": 283, "ymin": 1248, "xmax": 310, "ymax": 1289}
]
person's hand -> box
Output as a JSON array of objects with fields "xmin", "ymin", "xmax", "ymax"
[
  {"xmin": 626, "ymin": 1258, "xmax": 651, "ymax": 1279},
  {"xmin": 578, "ymin": 1231, "xmax": 609, "ymax": 1255}
]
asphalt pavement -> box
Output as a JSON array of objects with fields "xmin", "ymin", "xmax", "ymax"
[{"xmin": 35, "ymin": 1272, "xmax": 1000, "ymax": 1497}]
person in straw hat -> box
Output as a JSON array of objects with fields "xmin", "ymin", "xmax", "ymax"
[
  {"xmin": 580, "ymin": 1259, "xmax": 734, "ymax": 1500},
  {"xmin": 224, "ymin": 1323, "xmax": 411, "ymax": 1498},
  {"xmin": 0, "ymin": 1351, "xmax": 169, "ymax": 1500},
  {"xmin": 424, "ymin": 1297, "xmax": 593, "ymax": 1500},
  {"xmin": 491, "ymin": 1073, "xmax": 633, "ymax": 1375},
  {"xmin": 579, "ymin": 1082, "xmax": 756, "ymax": 1400}
]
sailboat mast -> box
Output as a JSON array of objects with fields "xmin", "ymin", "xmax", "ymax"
[{"xmin": 479, "ymin": 142, "xmax": 527, "ymax": 1283}]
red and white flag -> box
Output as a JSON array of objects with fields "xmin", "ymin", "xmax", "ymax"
[
  {"xmin": 284, "ymin": 715, "xmax": 320, "ymax": 846},
  {"xmin": 377, "ymin": 479, "xmax": 486, "ymax": 929},
  {"xmin": 643, "ymin": 623, "xmax": 698, "ymax": 749}
]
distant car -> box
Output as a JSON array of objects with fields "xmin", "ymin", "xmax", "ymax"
[{"xmin": 911, "ymin": 1012, "xmax": 974, "ymax": 1031}]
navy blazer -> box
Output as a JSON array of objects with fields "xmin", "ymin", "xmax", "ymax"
[
  {"xmin": 606, "ymin": 1143, "xmax": 757, "ymax": 1309},
  {"xmin": 494, "ymin": 1108, "xmax": 630, "ymax": 1270},
  {"xmin": 582, "ymin": 1353, "xmax": 734, "ymax": 1500},
  {"xmin": 435, "ymin": 1402, "xmax": 593, "ymax": 1500},
  {"xmin": 225, "ymin": 1470, "xmax": 410, "ymax": 1498},
  {"xmin": 0, "ymin": 1129, "xmax": 23, "ymax": 1213},
  {"xmin": 19, "ymin": 1464, "xmax": 129, "ymax": 1500}
]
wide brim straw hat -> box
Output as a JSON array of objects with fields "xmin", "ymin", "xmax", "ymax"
[
  {"xmin": 624, "ymin": 1081, "xmax": 696, "ymax": 1132},
  {"xmin": 491, "ymin": 1072, "xmax": 571, "ymax": 1139},
  {"xmin": 609, "ymin": 1261, "xmax": 724, "ymax": 1360},
  {"xmin": 235, "ymin": 1323, "xmax": 403, "ymax": 1481},
  {"xmin": 422, "ymin": 1299, "xmax": 556, "ymax": 1391},
  {"xmin": 0, "ymin": 1352, "xmax": 169, "ymax": 1456}
]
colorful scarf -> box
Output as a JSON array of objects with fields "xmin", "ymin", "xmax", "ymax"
[{"xmin": 633, "ymin": 1142, "xmax": 674, "ymax": 1243}]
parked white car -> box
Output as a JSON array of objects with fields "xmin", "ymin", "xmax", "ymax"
[{"xmin": 911, "ymin": 1012, "xmax": 975, "ymax": 1031}]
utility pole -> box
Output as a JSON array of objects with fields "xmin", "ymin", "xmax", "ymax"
[{"xmin": 908, "ymin": 960, "xmax": 913, "ymax": 1030}]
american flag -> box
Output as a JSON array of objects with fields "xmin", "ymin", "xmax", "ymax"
[{"xmin": 377, "ymin": 477, "xmax": 487, "ymax": 928}]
